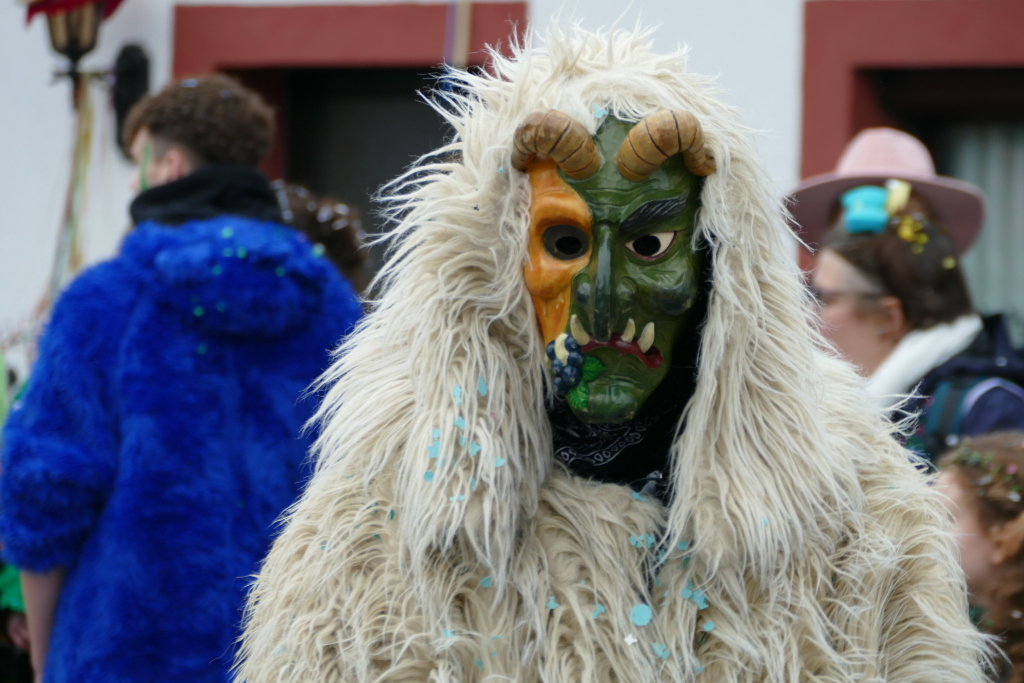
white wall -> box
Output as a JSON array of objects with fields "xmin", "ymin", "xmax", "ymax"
[
  {"xmin": 531, "ymin": 0, "xmax": 805, "ymax": 192},
  {"xmin": 0, "ymin": 0, "xmax": 803, "ymax": 335},
  {"xmin": 0, "ymin": 0, "xmax": 175, "ymax": 338}
]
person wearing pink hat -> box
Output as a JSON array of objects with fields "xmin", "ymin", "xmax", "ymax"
[{"xmin": 792, "ymin": 127, "xmax": 1024, "ymax": 466}]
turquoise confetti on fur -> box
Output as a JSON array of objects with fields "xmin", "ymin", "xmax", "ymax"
[{"xmin": 631, "ymin": 603, "xmax": 653, "ymax": 626}]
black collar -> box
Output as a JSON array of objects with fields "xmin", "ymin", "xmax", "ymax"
[{"xmin": 130, "ymin": 164, "xmax": 283, "ymax": 227}]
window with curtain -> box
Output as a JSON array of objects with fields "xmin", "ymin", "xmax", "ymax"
[{"xmin": 939, "ymin": 124, "xmax": 1024, "ymax": 344}]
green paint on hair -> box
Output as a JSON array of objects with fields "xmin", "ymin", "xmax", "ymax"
[{"xmin": 139, "ymin": 142, "xmax": 152, "ymax": 192}]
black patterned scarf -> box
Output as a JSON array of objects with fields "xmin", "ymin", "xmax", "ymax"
[{"xmin": 547, "ymin": 346, "xmax": 699, "ymax": 504}]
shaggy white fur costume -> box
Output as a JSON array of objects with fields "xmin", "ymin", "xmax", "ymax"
[{"xmin": 237, "ymin": 27, "xmax": 987, "ymax": 682}]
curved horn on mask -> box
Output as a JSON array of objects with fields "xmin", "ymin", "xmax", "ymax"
[
  {"xmin": 511, "ymin": 110, "xmax": 600, "ymax": 180},
  {"xmin": 616, "ymin": 110, "xmax": 716, "ymax": 181}
]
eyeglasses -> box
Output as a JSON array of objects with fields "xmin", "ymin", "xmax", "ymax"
[{"xmin": 810, "ymin": 287, "xmax": 885, "ymax": 305}]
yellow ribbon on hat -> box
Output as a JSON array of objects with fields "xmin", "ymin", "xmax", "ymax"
[{"xmin": 884, "ymin": 179, "xmax": 912, "ymax": 215}]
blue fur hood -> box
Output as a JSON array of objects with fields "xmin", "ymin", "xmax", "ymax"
[{"xmin": 125, "ymin": 217, "xmax": 338, "ymax": 336}]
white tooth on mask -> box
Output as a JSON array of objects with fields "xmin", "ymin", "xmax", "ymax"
[
  {"xmin": 621, "ymin": 318, "xmax": 636, "ymax": 343},
  {"xmin": 555, "ymin": 333, "xmax": 570, "ymax": 364},
  {"xmin": 638, "ymin": 322, "xmax": 655, "ymax": 353},
  {"xmin": 570, "ymin": 315, "xmax": 591, "ymax": 346}
]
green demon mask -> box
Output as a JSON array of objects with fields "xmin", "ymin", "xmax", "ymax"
[{"xmin": 514, "ymin": 110, "xmax": 715, "ymax": 423}]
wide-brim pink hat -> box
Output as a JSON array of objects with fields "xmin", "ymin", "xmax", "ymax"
[{"xmin": 790, "ymin": 127, "xmax": 985, "ymax": 254}]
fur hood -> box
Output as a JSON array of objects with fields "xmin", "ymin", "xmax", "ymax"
[
  {"xmin": 123, "ymin": 216, "xmax": 340, "ymax": 337},
  {"xmin": 237, "ymin": 27, "xmax": 986, "ymax": 682}
]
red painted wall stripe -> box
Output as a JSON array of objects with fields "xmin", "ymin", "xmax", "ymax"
[{"xmin": 173, "ymin": 3, "xmax": 527, "ymax": 76}]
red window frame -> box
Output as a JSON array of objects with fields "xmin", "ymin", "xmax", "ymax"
[
  {"xmin": 802, "ymin": 0, "xmax": 1024, "ymax": 179},
  {"xmin": 172, "ymin": 3, "xmax": 527, "ymax": 177}
]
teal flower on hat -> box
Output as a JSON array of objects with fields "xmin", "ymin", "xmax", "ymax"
[{"xmin": 841, "ymin": 186, "xmax": 890, "ymax": 234}]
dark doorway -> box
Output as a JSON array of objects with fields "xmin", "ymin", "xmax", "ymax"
[
  {"xmin": 286, "ymin": 68, "xmax": 451, "ymax": 271},
  {"xmin": 870, "ymin": 68, "xmax": 1024, "ymax": 166}
]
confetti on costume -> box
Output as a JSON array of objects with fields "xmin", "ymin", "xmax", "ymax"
[{"xmin": 237, "ymin": 26, "xmax": 989, "ymax": 682}]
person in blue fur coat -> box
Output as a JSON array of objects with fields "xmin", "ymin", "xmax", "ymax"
[{"xmin": 0, "ymin": 75, "xmax": 362, "ymax": 682}]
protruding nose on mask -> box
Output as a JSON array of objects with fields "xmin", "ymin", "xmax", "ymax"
[{"xmin": 577, "ymin": 224, "xmax": 614, "ymax": 343}]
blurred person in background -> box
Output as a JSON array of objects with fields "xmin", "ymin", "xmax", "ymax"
[
  {"xmin": 271, "ymin": 180, "xmax": 373, "ymax": 296},
  {"xmin": 792, "ymin": 128, "xmax": 1024, "ymax": 466},
  {"xmin": 1, "ymin": 360, "xmax": 30, "ymax": 683},
  {"xmin": 0, "ymin": 74, "xmax": 362, "ymax": 682},
  {"xmin": 938, "ymin": 432, "xmax": 1024, "ymax": 682},
  {"xmin": 0, "ymin": 560, "xmax": 30, "ymax": 683}
]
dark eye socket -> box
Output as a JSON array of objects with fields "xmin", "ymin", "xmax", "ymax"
[
  {"xmin": 630, "ymin": 235, "xmax": 663, "ymax": 257},
  {"xmin": 543, "ymin": 224, "xmax": 590, "ymax": 260}
]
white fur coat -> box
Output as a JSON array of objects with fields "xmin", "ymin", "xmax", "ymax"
[{"xmin": 235, "ymin": 26, "xmax": 987, "ymax": 683}]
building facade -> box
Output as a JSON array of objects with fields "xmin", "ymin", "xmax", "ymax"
[
  {"xmin": 8, "ymin": 0, "xmax": 1023, "ymax": 346},
  {"xmin": 0, "ymin": 0, "xmax": 804, "ymax": 335}
]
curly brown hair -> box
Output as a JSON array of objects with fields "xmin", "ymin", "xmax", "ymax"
[
  {"xmin": 940, "ymin": 432, "xmax": 1024, "ymax": 683},
  {"xmin": 123, "ymin": 74, "xmax": 274, "ymax": 168},
  {"xmin": 822, "ymin": 190, "xmax": 974, "ymax": 331},
  {"xmin": 270, "ymin": 181, "xmax": 372, "ymax": 296}
]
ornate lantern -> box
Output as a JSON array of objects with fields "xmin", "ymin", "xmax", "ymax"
[
  {"xmin": 22, "ymin": 0, "xmax": 124, "ymax": 105},
  {"xmin": 43, "ymin": 1, "xmax": 102, "ymax": 65}
]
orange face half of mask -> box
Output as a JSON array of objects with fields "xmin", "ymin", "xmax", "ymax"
[{"xmin": 523, "ymin": 159, "xmax": 593, "ymax": 345}]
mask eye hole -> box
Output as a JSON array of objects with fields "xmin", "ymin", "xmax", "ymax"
[
  {"xmin": 625, "ymin": 231, "xmax": 677, "ymax": 259},
  {"xmin": 543, "ymin": 224, "xmax": 591, "ymax": 260}
]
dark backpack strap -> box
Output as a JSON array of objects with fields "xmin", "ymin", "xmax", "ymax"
[
  {"xmin": 960, "ymin": 377, "xmax": 1024, "ymax": 417},
  {"xmin": 922, "ymin": 376, "xmax": 988, "ymax": 459}
]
